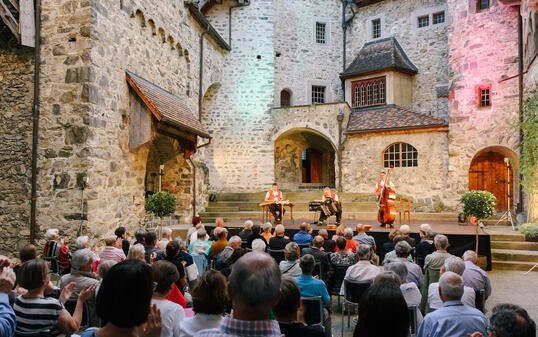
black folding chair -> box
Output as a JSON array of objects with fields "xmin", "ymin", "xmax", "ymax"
[
  {"xmin": 241, "ymin": 241, "xmax": 248, "ymax": 249},
  {"xmin": 301, "ymin": 296, "xmax": 324, "ymax": 327},
  {"xmin": 341, "ymin": 279, "xmax": 371, "ymax": 330},
  {"xmin": 298, "ymin": 243, "xmax": 311, "ymax": 252},
  {"xmin": 312, "ymin": 262, "xmax": 322, "ymax": 280},
  {"xmin": 329, "ymin": 264, "xmax": 350, "ymax": 307},
  {"xmin": 268, "ymin": 249, "xmax": 285, "ymax": 264},
  {"xmin": 475, "ymin": 288, "xmax": 486, "ymax": 313},
  {"xmin": 15, "ymin": 330, "xmax": 51, "ymax": 337},
  {"xmin": 65, "ymin": 299, "xmax": 91, "ymax": 331},
  {"xmin": 408, "ymin": 305, "xmax": 418, "ymax": 337}
]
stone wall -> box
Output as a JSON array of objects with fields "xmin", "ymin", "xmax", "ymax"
[
  {"xmin": 445, "ymin": 0, "xmax": 520, "ymax": 210},
  {"xmin": 342, "ymin": 129, "xmax": 449, "ymax": 208},
  {"xmin": 273, "ymin": 0, "xmax": 344, "ymax": 106},
  {"xmin": 347, "ymin": 0, "xmax": 449, "ymax": 119},
  {"xmin": 0, "ymin": 33, "xmax": 34, "ymax": 252}
]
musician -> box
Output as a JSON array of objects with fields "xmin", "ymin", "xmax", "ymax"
[
  {"xmin": 319, "ymin": 187, "xmax": 342, "ymax": 225},
  {"xmin": 265, "ymin": 183, "xmax": 285, "ymax": 222},
  {"xmin": 375, "ymin": 171, "xmax": 395, "ymax": 227}
]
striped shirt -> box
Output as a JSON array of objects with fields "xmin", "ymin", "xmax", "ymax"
[
  {"xmin": 99, "ymin": 246, "xmax": 126, "ymax": 262},
  {"xmin": 14, "ymin": 295, "xmax": 63, "ymax": 336},
  {"xmin": 198, "ymin": 316, "xmax": 281, "ymax": 337}
]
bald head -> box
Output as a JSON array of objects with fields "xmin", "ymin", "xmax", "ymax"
[
  {"xmin": 313, "ymin": 235, "xmax": 324, "ymax": 248},
  {"xmin": 356, "ymin": 224, "xmax": 364, "ymax": 233},
  {"xmin": 439, "ymin": 271, "xmax": 464, "ymax": 302},
  {"xmin": 463, "ymin": 250, "xmax": 478, "ymax": 264},
  {"xmin": 229, "ymin": 252, "xmax": 281, "ymax": 308}
]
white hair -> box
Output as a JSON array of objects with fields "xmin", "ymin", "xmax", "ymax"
[
  {"xmin": 251, "ymin": 239, "xmax": 266, "ymax": 253},
  {"xmin": 344, "ymin": 227, "xmax": 353, "ymax": 239},
  {"xmin": 127, "ymin": 244, "xmax": 145, "ymax": 261},
  {"xmin": 463, "ymin": 250, "xmax": 477, "ymax": 262},
  {"xmin": 75, "ymin": 236, "xmax": 90, "ymax": 249},
  {"xmin": 97, "ymin": 260, "xmax": 117, "ymax": 279},
  {"xmin": 71, "ymin": 249, "xmax": 93, "ymax": 270},
  {"xmin": 444, "ymin": 257, "xmax": 466, "ymax": 276},
  {"xmin": 229, "ymin": 235, "xmax": 242, "ymax": 245},
  {"xmin": 244, "ymin": 220, "xmax": 253, "ymax": 230},
  {"xmin": 162, "ymin": 227, "xmax": 172, "ymax": 237},
  {"xmin": 439, "ymin": 271, "xmax": 464, "ymax": 300},
  {"xmin": 400, "ymin": 225, "xmax": 410, "ymax": 235},
  {"xmin": 263, "ymin": 222, "xmax": 272, "ymax": 232},
  {"xmin": 45, "ymin": 228, "xmax": 59, "ymax": 240},
  {"xmin": 420, "ymin": 223, "xmax": 432, "ymax": 232},
  {"xmin": 275, "ymin": 224, "xmax": 285, "ymax": 235},
  {"xmin": 384, "ymin": 261, "xmax": 408, "ymax": 284},
  {"xmin": 357, "ymin": 244, "xmax": 371, "ymax": 260},
  {"xmin": 434, "ymin": 234, "xmax": 449, "ymax": 249}
]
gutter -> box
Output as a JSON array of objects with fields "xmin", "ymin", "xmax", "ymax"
[
  {"xmin": 341, "ymin": 0, "xmax": 355, "ymax": 102},
  {"xmin": 184, "ymin": 1, "xmax": 231, "ymax": 51},
  {"xmin": 30, "ymin": 0, "xmax": 41, "ymax": 244},
  {"xmin": 198, "ymin": 29, "xmax": 208, "ymax": 122}
]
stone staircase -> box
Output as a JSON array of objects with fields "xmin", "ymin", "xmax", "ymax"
[
  {"xmin": 200, "ymin": 192, "xmax": 458, "ymax": 223},
  {"xmin": 491, "ymin": 233, "xmax": 538, "ymax": 272}
]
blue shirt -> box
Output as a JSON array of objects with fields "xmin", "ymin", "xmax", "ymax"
[
  {"xmin": 294, "ymin": 274, "xmax": 330, "ymax": 304},
  {"xmin": 293, "ymin": 232, "xmax": 313, "ymax": 244},
  {"xmin": 417, "ymin": 300, "xmax": 488, "ymax": 337},
  {"xmin": 462, "ymin": 261, "xmax": 492, "ymax": 297},
  {"xmin": 0, "ymin": 294, "xmax": 16, "ymax": 337}
]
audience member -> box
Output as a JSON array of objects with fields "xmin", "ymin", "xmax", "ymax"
[
  {"xmin": 428, "ymin": 257, "xmax": 476, "ymax": 310},
  {"xmin": 301, "ymin": 235, "xmax": 329, "ymax": 279},
  {"xmin": 373, "ymin": 270, "xmax": 401, "ymax": 287},
  {"xmin": 0, "ymin": 256, "xmax": 15, "ymax": 337},
  {"xmin": 473, "ymin": 303, "xmax": 536, "ymax": 337},
  {"xmin": 189, "ymin": 229, "xmax": 212, "ymax": 257},
  {"xmin": 43, "ymin": 228, "xmax": 61, "ymax": 258},
  {"xmin": 318, "ymin": 229, "xmax": 336, "ymax": 253},
  {"xmin": 238, "ymin": 220, "xmax": 253, "ymax": 241},
  {"xmin": 175, "ymin": 238, "xmax": 194, "ymax": 267},
  {"xmin": 99, "ymin": 235, "xmax": 126, "ymax": 262},
  {"xmin": 115, "ymin": 226, "xmax": 131, "ymax": 256},
  {"xmin": 127, "ymin": 243, "xmax": 146, "ymax": 262},
  {"xmin": 280, "ymin": 242, "xmax": 302, "ymax": 277},
  {"xmin": 75, "ymin": 235, "xmax": 91, "ymax": 250},
  {"xmin": 331, "ymin": 224, "xmax": 347, "ymax": 241},
  {"xmin": 145, "ymin": 231, "xmax": 165, "ymax": 263},
  {"xmin": 417, "ymin": 272, "xmax": 487, "ymax": 337},
  {"xmin": 60, "ymin": 249, "xmax": 100, "ymax": 325},
  {"xmin": 151, "ymin": 260, "xmax": 186, "ymax": 337},
  {"xmin": 262, "ymin": 222, "xmax": 274, "ymax": 243},
  {"xmin": 382, "ymin": 229, "xmax": 402, "ymax": 256},
  {"xmin": 295, "ymin": 254, "xmax": 331, "ymax": 337},
  {"xmin": 211, "ymin": 228, "xmax": 229, "ymax": 257},
  {"xmin": 293, "ymin": 222, "xmax": 313, "ymax": 245},
  {"xmin": 209, "ymin": 218, "xmax": 225, "ymax": 241},
  {"xmin": 187, "ymin": 216, "xmax": 203, "ymax": 246},
  {"xmin": 415, "ymin": 228, "xmax": 437, "ymax": 268},
  {"xmin": 164, "ymin": 240, "xmax": 187, "ymax": 293},
  {"xmin": 353, "ymin": 277, "xmax": 409, "ymax": 337},
  {"xmin": 252, "ymin": 239, "xmax": 267, "ymax": 253},
  {"xmin": 399, "ymin": 224, "xmax": 416, "ymax": 247},
  {"xmin": 13, "ymin": 244, "xmax": 37, "ymax": 279},
  {"xmin": 341, "ymin": 245, "xmax": 380, "ymax": 295},
  {"xmin": 247, "ymin": 224, "xmax": 267, "ymax": 248},
  {"xmin": 15, "ymin": 259, "xmax": 96, "ymax": 336},
  {"xmin": 96, "ymin": 260, "xmax": 116, "ymax": 293},
  {"xmin": 336, "ymin": 228, "xmax": 358, "ymax": 253},
  {"xmin": 189, "ymin": 225, "xmax": 209, "ymax": 247},
  {"xmin": 269, "ymin": 225, "xmax": 290, "ymax": 250},
  {"xmin": 198, "ymin": 252, "xmax": 282, "ymax": 337},
  {"xmin": 382, "ymin": 235, "xmax": 412, "ymax": 262},
  {"xmin": 273, "ymin": 277, "xmax": 325, "ymax": 337},
  {"xmin": 330, "ymin": 237, "xmax": 356, "ymax": 266},
  {"xmin": 158, "ymin": 227, "xmax": 173, "ymax": 251},
  {"xmin": 352, "ymin": 224, "xmax": 376, "ymax": 248},
  {"xmin": 216, "ymin": 236, "xmax": 242, "ymax": 269},
  {"xmin": 389, "ymin": 240, "xmax": 424, "ymax": 288},
  {"xmin": 134, "ymin": 228, "xmax": 147, "ymax": 246},
  {"xmin": 462, "ymin": 250, "xmax": 492, "ymax": 298},
  {"xmin": 80, "ymin": 259, "xmax": 162, "ymax": 337},
  {"xmin": 58, "ymin": 237, "xmax": 72, "ymax": 274},
  {"xmin": 219, "ymin": 248, "xmax": 247, "ymax": 279},
  {"xmin": 424, "ymin": 234, "xmax": 454, "ymax": 270},
  {"xmin": 179, "ymin": 270, "xmax": 227, "ymax": 337},
  {"xmin": 384, "ymin": 261, "xmax": 423, "ymax": 324}
]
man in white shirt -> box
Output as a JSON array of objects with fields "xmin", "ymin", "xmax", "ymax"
[
  {"xmin": 319, "ymin": 187, "xmax": 342, "ymax": 225},
  {"xmin": 265, "ymin": 183, "xmax": 285, "ymax": 222},
  {"xmin": 340, "ymin": 244, "xmax": 380, "ymax": 295},
  {"xmin": 427, "ymin": 257, "xmax": 476, "ymax": 310}
]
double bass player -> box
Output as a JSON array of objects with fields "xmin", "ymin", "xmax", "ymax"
[{"xmin": 375, "ymin": 171, "xmax": 396, "ymax": 227}]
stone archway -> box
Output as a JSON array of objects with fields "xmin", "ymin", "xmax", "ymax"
[
  {"xmin": 469, "ymin": 146, "xmax": 519, "ymax": 212},
  {"xmin": 274, "ymin": 129, "xmax": 336, "ymax": 190}
]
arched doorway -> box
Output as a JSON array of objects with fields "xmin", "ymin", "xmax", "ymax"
[
  {"xmin": 469, "ymin": 147, "xmax": 518, "ymax": 212},
  {"xmin": 275, "ymin": 129, "xmax": 335, "ymax": 190}
]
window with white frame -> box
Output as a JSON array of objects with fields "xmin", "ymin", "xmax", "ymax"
[
  {"xmin": 315, "ymin": 22, "xmax": 327, "ymax": 44},
  {"xmin": 312, "ymin": 86, "xmax": 326, "ymax": 104},
  {"xmin": 383, "ymin": 143, "xmax": 418, "ymax": 168},
  {"xmin": 352, "ymin": 77, "xmax": 386, "ymax": 108},
  {"xmin": 433, "ymin": 11, "xmax": 445, "ymax": 24},
  {"xmin": 418, "ymin": 15, "xmax": 429, "ymax": 28},
  {"xmin": 372, "ymin": 19, "xmax": 381, "ymax": 39}
]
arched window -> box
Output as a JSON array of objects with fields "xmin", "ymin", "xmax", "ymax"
[
  {"xmin": 360, "ymin": 85, "xmax": 366, "ymax": 107},
  {"xmin": 353, "ymin": 86, "xmax": 360, "ymax": 108},
  {"xmin": 367, "ymin": 83, "xmax": 372, "ymax": 105},
  {"xmin": 373, "ymin": 82, "xmax": 378, "ymax": 105},
  {"xmin": 383, "ymin": 142, "xmax": 418, "ymax": 168},
  {"xmin": 280, "ymin": 89, "xmax": 291, "ymax": 107}
]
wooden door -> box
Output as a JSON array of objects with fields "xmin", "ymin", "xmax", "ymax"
[
  {"xmin": 469, "ymin": 152, "xmax": 513, "ymax": 211},
  {"xmin": 310, "ymin": 149, "xmax": 323, "ymax": 183}
]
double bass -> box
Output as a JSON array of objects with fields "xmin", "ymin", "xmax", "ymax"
[{"xmin": 377, "ymin": 167, "xmax": 397, "ymax": 227}]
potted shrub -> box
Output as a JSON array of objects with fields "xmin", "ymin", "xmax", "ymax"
[
  {"xmin": 518, "ymin": 223, "xmax": 538, "ymax": 242},
  {"xmin": 145, "ymin": 191, "xmax": 176, "ymax": 238},
  {"xmin": 461, "ymin": 190, "xmax": 497, "ymax": 253}
]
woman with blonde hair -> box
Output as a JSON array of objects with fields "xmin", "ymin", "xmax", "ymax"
[
  {"xmin": 331, "ymin": 224, "xmax": 347, "ymax": 241},
  {"xmin": 127, "ymin": 244, "xmax": 146, "ymax": 262}
]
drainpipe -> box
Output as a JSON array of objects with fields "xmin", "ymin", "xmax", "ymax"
[
  {"xmin": 337, "ymin": 112, "xmax": 344, "ymax": 193},
  {"xmin": 341, "ymin": 0, "xmax": 355, "ymax": 101},
  {"xmin": 188, "ymin": 157, "xmax": 196, "ymax": 217},
  {"xmin": 198, "ymin": 29, "xmax": 207, "ymax": 122},
  {"xmin": 229, "ymin": 0, "xmax": 250, "ymax": 48},
  {"xmin": 517, "ymin": 6, "xmax": 524, "ymax": 219},
  {"xmin": 30, "ymin": 0, "xmax": 42, "ymax": 244}
]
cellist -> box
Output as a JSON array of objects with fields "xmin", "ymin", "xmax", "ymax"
[{"xmin": 375, "ymin": 171, "xmax": 395, "ymax": 227}]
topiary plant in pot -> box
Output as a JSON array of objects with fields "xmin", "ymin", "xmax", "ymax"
[
  {"xmin": 460, "ymin": 190, "xmax": 497, "ymax": 222},
  {"xmin": 518, "ymin": 223, "xmax": 538, "ymax": 242},
  {"xmin": 145, "ymin": 191, "xmax": 176, "ymax": 238}
]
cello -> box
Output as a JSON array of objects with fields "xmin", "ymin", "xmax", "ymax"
[{"xmin": 377, "ymin": 167, "xmax": 397, "ymax": 227}]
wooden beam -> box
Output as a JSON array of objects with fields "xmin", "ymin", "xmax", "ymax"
[
  {"xmin": 7, "ymin": 0, "xmax": 19, "ymax": 12},
  {"xmin": 156, "ymin": 122, "xmax": 197, "ymax": 143},
  {"xmin": 19, "ymin": 0, "xmax": 34, "ymax": 47},
  {"xmin": 0, "ymin": 0, "xmax": 20, "ymax": 42}
]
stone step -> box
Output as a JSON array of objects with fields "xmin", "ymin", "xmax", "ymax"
[
  {"xmin": 490, "ymin": 233, "xmax": 526, "ymax": 242},
  {"xmin": 205, "ymin": 203, "xmax": 395, "ymax": 213},
  {"xmin": 492, "ymin": 260, "xmax": 538, "ymax": 272},
  {"xmin": 213, "ymin": 192, "xmax": 374, "ymax": 202},
  {"xmin": 492, "ymin": 249, "xmax": 538, "ymax": 263},
  {"xmin": 491, "ymin": 240, "xmax": 538, "ymax": 251}
]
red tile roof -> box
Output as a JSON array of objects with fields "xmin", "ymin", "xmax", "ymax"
[
  {"xmin": 126, "ymin": 71, "xmax": 210, "ymax": 138},
  {"xmin": 345, "ymin": 104, "xmax": 447, "ymax": 134}
]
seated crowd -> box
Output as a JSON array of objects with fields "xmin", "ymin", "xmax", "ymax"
[{"xmin": 0, "ymin": 219, "xmax": 534, "ymax": 337}]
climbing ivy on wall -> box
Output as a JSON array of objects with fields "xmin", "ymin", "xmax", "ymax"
[{"xmin": 519, "ymin": 89, "xmax": 538, "ymax": 194}]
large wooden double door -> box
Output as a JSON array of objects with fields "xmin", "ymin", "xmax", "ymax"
[{"xmin": 469, "ymin": 151, "xmax": 513, "ymax": 212}]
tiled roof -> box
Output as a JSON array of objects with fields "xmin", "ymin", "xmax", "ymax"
[
  {"xmin": 126, "ymin": 71, "xmax": 210, "ymax": 138},
  {"xmin": 345, "ymin": 104, "xmax": 447, "ymax": 134},
  {"xmin": 341, "ymin": 37, "xmax": 418, "ymax": 79}
]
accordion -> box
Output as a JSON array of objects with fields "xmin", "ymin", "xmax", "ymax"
[{"xmin": 308, "ymin": 201, "xmax": 323, "ymax": 212}]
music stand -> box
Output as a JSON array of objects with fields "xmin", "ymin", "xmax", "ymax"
[{"xmin": 495, "ymin": 158, "xmax": 515, "ymax": 230}]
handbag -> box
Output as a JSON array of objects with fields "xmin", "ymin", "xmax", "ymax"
[{"xmin": 186, "ymin": 262, "xmax": 199, "ymax": 281}]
